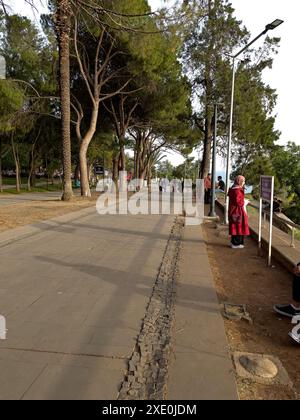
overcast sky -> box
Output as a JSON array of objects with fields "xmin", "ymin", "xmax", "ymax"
[
  {"xmin": 8, "ymin": 0, "xmax": 300, "ymax": 167},
  {"xmin": 151, "ymin": 0, "xmax": 300, "ymax": 166},
  {"xmin": 150, "ymin": 0, "xmax": 299, "ymax": 148}
]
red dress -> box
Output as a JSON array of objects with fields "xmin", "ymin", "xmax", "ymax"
[{"xmin": 228, "ymin": 187, "xmax": 250, "ymax": 236}]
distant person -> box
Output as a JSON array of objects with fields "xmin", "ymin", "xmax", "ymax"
[
  {"xmin": 127, "ymin": 172, "xmax": 132, "ymax": 183},
  {"xmin": 228, "ymin": 175, "xmax": 250, "ymax": 249},
  {"xmin": 265, "ymin": 197, "xmax": 282, "ymax": 213},
  {"xmin": 204, "ymin": 173, "xmax": 211, "ymax": 204},
  {"xmin": 160, "ymin": 178, "xmax": 169, "ymax": 193},
  {"xmin": 217, "ymin": 176, "xmax": 225, "ymax": 192},
  {"xmin": 274, "ymin": 262, "xmax": 300, "ymax": 344},
  {"xmin": 273, "ymin": 197, "xmax": 282, "ymax": 213}
]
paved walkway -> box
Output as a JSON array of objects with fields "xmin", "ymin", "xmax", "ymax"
[
  {"xmin": 0, "ymin": 202, "xmax": 237, "ymax": 400},
  {"xmin": 167, "ymin": 223, "xmax": 238, "ymax": 400},
  {"xmin": 0, "ymin": 208, "xmax": 176, "ymax": 399}
]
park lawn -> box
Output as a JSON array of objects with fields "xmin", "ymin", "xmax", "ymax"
[
  {"xmin": 1, "ymin": 183, "xmax": 63, "ymax": 194},
  {"xmin": 2, "ymin": 177, "xmax": 28, "ymax": 185}
]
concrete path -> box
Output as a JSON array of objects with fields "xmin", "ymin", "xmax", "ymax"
[
  {"xmin": 167, "ymin": 224, "xmax": 238, "ymax": 400},
  {"xmin": 0, "ymin": 199, "xmax": 237, "ymax": 400},
  {"xmin": 0, "ymin": 208, "xmax": 175, "ymax": 399}
]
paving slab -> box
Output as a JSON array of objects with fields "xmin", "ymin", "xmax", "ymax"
[
  {"xmin": 167, "ymin": 224, "xmax": 238, "ymax": 400},
  {"xmin": 0, "ymin": 207, "xmax": 175, "ymax": 399}
]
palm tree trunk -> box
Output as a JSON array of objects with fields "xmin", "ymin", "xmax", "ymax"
[{"xmin": 56, "ymin": 0, "xmax": 73, "ymax": 201}]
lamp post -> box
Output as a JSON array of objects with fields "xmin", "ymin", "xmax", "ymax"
[
  {"xmin": 209, "ymin": 103, "xmax": 218, "ymax": 217},
  {"xmin": 0, "ymin": 55, "xmax": 5, "ymax": 194},
  {"xmin": 224, "ymin": 19, "xmax": 284, "ymax": 224}
]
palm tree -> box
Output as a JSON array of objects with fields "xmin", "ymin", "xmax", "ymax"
[{"xmin": 55, "ymin": 0, "xmax": 73, "ymax": 200}]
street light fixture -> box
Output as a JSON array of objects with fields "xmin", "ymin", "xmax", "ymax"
[
  {"xmin": 266, "ymin": 19, "xmax": 284, "ymax": 30},
  {"xmin": 224, "ymin": 19, "xmax": 284, "ymax": 224}
]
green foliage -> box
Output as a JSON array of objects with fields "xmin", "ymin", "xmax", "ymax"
[
  {"xmin": 232, "ymin": 142, "xmax": 300, "ymax": 223},
  {"xmin": 180, "ymin": 0, "xmax": 280, "ymax": 177},
  {"xmin": 1, "ymin": 12, "xmax": 56, "ymax": 93},
  {"xmin": 155, "ymin": 159, "xmax": 174, "ymax": 178},
  {"xmin": 0, "ymin": 80, "xmax": 24, "ymax": 132},
  {"xmin": 172, "ymin": 157, "xmax": 198, "ymax": 180}
]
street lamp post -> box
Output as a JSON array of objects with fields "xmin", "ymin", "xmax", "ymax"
[
  {"xmin": 224, "ymin": 19, "xmax": 284, "ymax": 224},
  {"xmin": 209, "ymin": 103, "xmax": 218, "ymax": 217},
  {"xmin": 0, "ymin": 55, "xmax": 5, "ymax": 193}
]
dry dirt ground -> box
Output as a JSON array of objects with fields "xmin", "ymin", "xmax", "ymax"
[
  {"xmin": 203, "ymin": 219, "xmax": 300, "ymax": 400},
  {"xmin": 0, "ymin": 195, "xmax": 98, "ymax": 233}
]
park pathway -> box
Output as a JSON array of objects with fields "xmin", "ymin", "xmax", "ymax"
[{"xmin": 0, "ymin": 198, "xmax": 237, "ymax": 400}]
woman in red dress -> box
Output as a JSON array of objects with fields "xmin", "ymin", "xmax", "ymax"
[{"xmin": 228, "ymin": 175, "xmax": 250, "ymax": 249}]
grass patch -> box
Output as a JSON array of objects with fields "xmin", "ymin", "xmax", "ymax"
[
  {"xmin": 1, "ymin": 183, "xmax": 62, "ymax": 194},
  {"xmin": 2, "ymin": 177, "xmax": 28, "ymax": 185}
]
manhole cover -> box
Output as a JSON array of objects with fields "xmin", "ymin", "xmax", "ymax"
[
  {"xmin": 239, "ymin": 354, "xmax": 278, "ymax": 379},
  {"xmin": 233, "ymin": 352, "xmax": 292, "ymax": 386}
]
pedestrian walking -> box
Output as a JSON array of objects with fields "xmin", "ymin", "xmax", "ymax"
[{"xmin": 204, "ymin": 173, "xmax": 212, "ymax": 204}]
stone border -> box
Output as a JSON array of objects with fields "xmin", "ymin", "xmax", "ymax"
[{"xmin": 118, "ymin": 217, "xmax": 183, "ymax": 400}]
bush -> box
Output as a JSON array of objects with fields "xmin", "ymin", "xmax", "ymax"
[{"xmin": 284, "ymin": 204, "xmax": 300, "ymax": 225}]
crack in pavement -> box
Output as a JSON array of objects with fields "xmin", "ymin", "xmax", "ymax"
[{"xmin": 0, "ymin": 347, "xmax": 129, "ymax": 360}]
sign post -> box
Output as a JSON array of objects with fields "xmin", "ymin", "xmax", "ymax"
[{"xmin": 260, "ymin": 176, "xmax": 274, "ymax": 266}]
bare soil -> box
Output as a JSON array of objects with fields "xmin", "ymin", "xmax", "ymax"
[
  {"xmin": 0, "ymin": 195, "xmax": 98, "ymax": 233},
  {"xmin": 203, "ymin": 220, "xmax": 300, "ymax": 400}
]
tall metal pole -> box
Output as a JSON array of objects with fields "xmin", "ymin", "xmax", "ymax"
[
  {"xmin": 268, "ymin": 177, "xmax": 275, "ymax": 267},
  {"xmin": 0, "ymin": 55, "xmax": 5, "ymax": 194},
  {"xmin": 209, "ymin": 104, "xmax": 217, "ymax": 217},
  {"xmin": 225, "ymin": 58, "xmax": 236, "ymax": 224},
  {"xmin": 224, "ymin": 20, "xmax": 283, "ymax": 224}
]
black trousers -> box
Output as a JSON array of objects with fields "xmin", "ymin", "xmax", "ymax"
[
  {"xmin": 205, "ymin": 189, "xmax": 211, "ymax": 204},
  {"xmin": 293, "ymin": 275, "xmax": 300, "ymax": 303},
  {"xmin": 231, "ymin": 235, "xmax": 244, "ymax": 246}
]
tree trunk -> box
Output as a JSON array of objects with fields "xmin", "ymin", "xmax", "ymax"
[
  {"xmin": 118, "ymin": 138, "xmax": 126, "ymax": 172},
  {"xmin": 56, "ymin": 0, "xmax": 73, "ymax": 201},
  {"xmin": 11, "ymin": 133, "xmax": 20, "ymax": 193},
  {"xmin": 112, "ymin": 153, "xmax": 119, "ymax": 190},
  {"xmin": 27, "ymin": 143, "xmax": 36, "ymax": 191},
  {"xmin": 79, "ymin": 143, "xmax": 91, "ymax": 197},
  {"xmin": 78, "ymin": 108, "xmax": 99, "ymax": 197},
  {"xmin": 200, "ymin": 115, "xmax": 213, "ymax": 178},
  {"xmin": 147, "ymin": 165, "xmax": 152, "ymax": 192}
]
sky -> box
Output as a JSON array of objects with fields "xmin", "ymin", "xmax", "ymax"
[{"xmin": 7, "ymin": 0, "xmax": 300, "ymax": 167}]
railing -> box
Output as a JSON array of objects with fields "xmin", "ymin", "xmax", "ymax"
[
  {"xmin": 216, "ymin": 192, "xmax": 300, "ymax": 248},
  {"xmin": 248, "ymin": 202, "xmax": 300, "ymax": 248}
]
